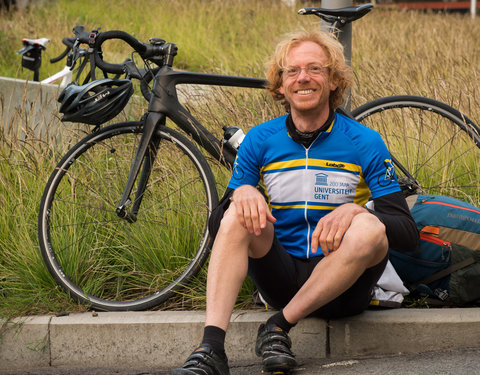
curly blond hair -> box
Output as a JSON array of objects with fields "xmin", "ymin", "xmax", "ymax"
[{"xmin": 265, "ymin": 29, "xmax": 353, "ymax": 111}]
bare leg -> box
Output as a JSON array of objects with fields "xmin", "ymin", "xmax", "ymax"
[
  {"xmin": 283, "ymin": 212, "xmax": 388, "ymax": 323},
  {"xmin": 205, "ymin": 204, "xmax": 275, "ymax": 331}
]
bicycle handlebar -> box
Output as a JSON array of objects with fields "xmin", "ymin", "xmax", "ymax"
[
  {"xmin": 94, "ymin": 30, "xmax": 176, "ymax": 74},
  {"xmin": 47, "ymin": 26, "xmax": 178, "ymax": 76},
  {"xmin": 49, "ymin": 25, "xmax": 94, "ymax": 64},
  {"xmin": 49, "ymin": 37, "xmax": 76, "ymax": 63}
]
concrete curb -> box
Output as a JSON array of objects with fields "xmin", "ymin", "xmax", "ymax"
[
  {"xmin": 1, "ymin": 308, "xmax": 479, "ymax": 371},
  {"xmin": 0, "ymin": 77, "xmax": 61, "ymax": 141},
  {"xmin": 0, "ymin": 76, "xmax": 208, "ymax": 148},
  {"xmin": 0, "ymin": 77, "xmax": 147, "ymax": 147}
]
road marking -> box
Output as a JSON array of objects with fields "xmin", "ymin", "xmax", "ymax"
[{"xmin": 322, "ymin": 360, "xmax": 359, "ymax": 368}]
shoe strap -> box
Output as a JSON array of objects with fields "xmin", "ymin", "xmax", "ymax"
[
  {"xmin": 256, "ymin": 326, "xmax": 293, "ymax": 356},
  {"xmin": 182, "ymin": 346, "xmax": 222, "ymax": 375}
]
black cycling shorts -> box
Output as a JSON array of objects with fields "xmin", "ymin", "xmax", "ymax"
[{"xmin": 248, "ymin": 236, "xmax": 388, "ymax": 320}]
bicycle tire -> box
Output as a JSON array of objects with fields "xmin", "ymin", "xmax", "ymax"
[
  {"xmin": 38, "ymin": 122, "xmax": 219, "ymax": 311},
  {"xmin": 351, "ymin": 95, "xmax": 480, "ymax": 205}
]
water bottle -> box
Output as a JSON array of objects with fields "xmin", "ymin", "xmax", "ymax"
[{"xmin": 222, "ymin": 126, "xmax": 245, "ymax": 151}]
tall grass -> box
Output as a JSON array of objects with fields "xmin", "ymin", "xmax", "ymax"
[
  {"xmin": 0, "ymin": 115, "xmax": 88, "ymax": 316},
  {"xmin": 1, "ymin": 0, "xmax": 480, "ymax": 317}
]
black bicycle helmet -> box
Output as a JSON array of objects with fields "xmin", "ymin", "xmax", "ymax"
[{"xmin": 58, "ymin": 78, "xmax": 134, "ymax": 125}]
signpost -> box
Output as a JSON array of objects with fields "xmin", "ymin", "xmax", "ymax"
[{"xmin": 321, "ymin": 0, "xmax": 353, "ymax": 109}]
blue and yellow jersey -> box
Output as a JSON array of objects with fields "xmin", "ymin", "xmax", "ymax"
[{"xmin": 228, "ymin": 113, "xmax": 400, "ymax": 259}]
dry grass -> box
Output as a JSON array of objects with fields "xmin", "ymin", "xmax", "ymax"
[{"xmin": 351, "ymin": 9, "xmax": 480, "ymax": 118}]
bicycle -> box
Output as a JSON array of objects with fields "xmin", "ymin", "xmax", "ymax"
[
  {"xmin": 37, "ymin": 3, "xmax": 480, "ymax": 311},
  {"xmin": 17, "ymin": 25, "xmax": 120, "ymax": 88}
]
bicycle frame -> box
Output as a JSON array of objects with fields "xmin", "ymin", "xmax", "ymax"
[
  {"xmin": 115, "ymin": 66, "xmax": 266, "ymax": 220},
  {"xmin": 40, "ymin": 64, "xmax": 73, "ymax": 88}
]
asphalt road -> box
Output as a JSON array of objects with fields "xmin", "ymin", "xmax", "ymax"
[{"xmin": 1, "ymin": 348, "xmax": 479, "ymax": 375}]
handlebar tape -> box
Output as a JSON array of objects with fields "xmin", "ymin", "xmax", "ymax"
[
  {"xmin": 49, "ymin": 37, "xmax": 77, "ymax": 63},
  {"xmin": 94, "ymin": 30, "xmax": 149, "ymax": 74}
]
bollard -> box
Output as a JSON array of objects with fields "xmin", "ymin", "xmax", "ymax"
[{"xmin": 321, "ymin": 0, "xmax": 353, "ymax": 110}]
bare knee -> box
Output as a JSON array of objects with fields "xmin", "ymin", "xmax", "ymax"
[
  {"xmin": 216, "ymin": 204, "xmax": 247, "ymax": 237},
  {"xmin": 214, "ymin": 204, "xmax": 273, "ymax": 259},
  {"xmin": 352, "ymin": 212, "xmax": 386, "ymax": 239},
  {"xmin": 344, "ymin": 213, "xmax": 388, "ymax": 262}
]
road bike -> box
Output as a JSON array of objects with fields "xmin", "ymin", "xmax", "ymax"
[
  {"xmin": 37, "ymin": 3, "xmax": 480, "ymax": 311},
  {"xmin": 17, "ymin": 25, "xmax": 120, "ymax": 87}
]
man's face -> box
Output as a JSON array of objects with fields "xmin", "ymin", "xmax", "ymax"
[{"xmin": 279, "ymin": 41, "xmax": 337, "ymax": 116}]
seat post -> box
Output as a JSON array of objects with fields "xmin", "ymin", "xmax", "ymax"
[{"xmin": 321, "ymin": 0, "xmax": 353, "ymax": 110}]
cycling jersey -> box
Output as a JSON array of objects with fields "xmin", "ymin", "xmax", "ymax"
[{"xmin": 227, "ymin": 112, "xmax": 401, "ymax": 259}]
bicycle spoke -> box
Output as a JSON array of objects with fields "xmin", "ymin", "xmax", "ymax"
[
  {"xmin": 39, "ymin": 123, "xmax": 218, "ymax": 310},
  {"xmin": 352, "ymin": 96, "xmax": 480, "ymax": 205}
]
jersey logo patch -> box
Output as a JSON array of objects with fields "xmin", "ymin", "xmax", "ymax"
[
  {"xmin": 326, "ymin": 162, "xmax": 345, "ymax": 169},
  {"xmin": 313, "ymin": 172, "xmax": 355, "ymax": 201},
  {"xmin": 378, "ymin": 159, "xmax": 395, "ymax": 186},
  {"xmin": 315, "ymin": 173, "xmax": 328, "ymax": 186},
  {"xmin": 232, "ymin": 159, "xmax": 244, "ymax": 180}
]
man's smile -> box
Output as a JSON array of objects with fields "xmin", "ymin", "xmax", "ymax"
[{"xmin": 295, "ymin": 89, "xmax": 316, "ymax": 95}]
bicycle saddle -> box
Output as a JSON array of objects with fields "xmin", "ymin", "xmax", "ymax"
[
  {"xmin": 298, "ymin": 3, "xmax": 373, "ymax": 25},
  {"xmin": 21, "ymin": 37, "xmax": 50, "ymax": 49}
]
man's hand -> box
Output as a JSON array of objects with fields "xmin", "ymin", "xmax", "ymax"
[
  {"xmin": 231, "ymin": 185, "xmax": 276, "ymax": 236},
  {"xmin": 311, "ymin": 203, "xmax": 368, "ymax": 256}
]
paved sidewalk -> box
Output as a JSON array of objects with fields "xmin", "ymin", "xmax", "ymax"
[
  {"xmin": 1, "ymin": 348, "xmax": 480, "ymax": 375},
  {"xmin": 1, "ymin": 309, "xmax": 479, "ymax": 372}
]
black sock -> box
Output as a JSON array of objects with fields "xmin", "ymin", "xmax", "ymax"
[
  {"xmin": 201, "ymin": 325, "xmax": 226, "ymax": 357},
  {"xmin": 266, "ymin": 310, "xmax": 296, "ymax": 333}
]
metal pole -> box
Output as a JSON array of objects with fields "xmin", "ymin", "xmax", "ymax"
[
  {"xmin": 321, "ymin": 0, "xmax": 353, "ymax": 110},
  {"xmin": 471, "ymin": 0, "xmax": 477, "ymax": 19}
]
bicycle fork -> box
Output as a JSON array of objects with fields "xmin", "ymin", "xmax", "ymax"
[{"xmin": 115, "ymin": 112, "xmax": 164, "ymax": 222}]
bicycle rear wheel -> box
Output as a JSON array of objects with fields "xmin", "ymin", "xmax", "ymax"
[
  {"xmin": 38, "ymin": 122, "xmax": 218, "ymax": 311},
  {"xmin": 352, "ymin": 96, "xmax": 480, "ymax": 205}
]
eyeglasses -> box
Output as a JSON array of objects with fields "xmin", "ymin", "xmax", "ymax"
[{"xmin": 282, "ymin": 64, "xmax": 328, "ymax": 78}]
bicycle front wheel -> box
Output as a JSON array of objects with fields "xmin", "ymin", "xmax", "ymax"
[
  {"xmin": 352, "ymin": 96, "xmax": 480, "ymax": 205},
  {"xmin": 38, "ymin": 122, "xmax": 218, "ymax": 311}
]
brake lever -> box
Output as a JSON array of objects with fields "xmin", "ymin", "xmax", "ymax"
[
  {"xmin": 69, "ymin": 39, "xmax": 81, "ymax": 70},
  {"xmin": 123, "ymin": 59, "xmax": 144, "ymax": 80}
]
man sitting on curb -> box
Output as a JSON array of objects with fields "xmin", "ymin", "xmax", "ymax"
[{"xmin": 171, "ymin": 29, "xmax": 419, "ymax": 375}]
